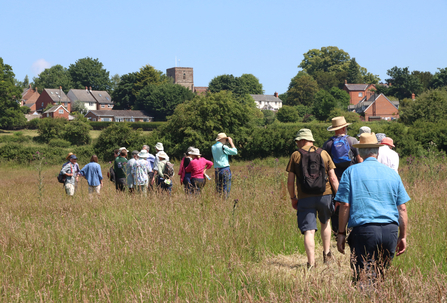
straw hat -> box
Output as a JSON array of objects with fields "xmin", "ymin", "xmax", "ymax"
[
  {"xmin": 215, "ymin": 133, "xmax": 228, "ymax": 141},
  {"xmin": 138, "ymin": 150, "xmax": 150, "ymax": 159},
  {"xmin": 381, "ymin": 137, "xmax": 395, "ymax": 148},
  {"xmin": 189, "ymin": 148, "xmax": 201, "ymax": 156},
  {"xmin": 327, "ymin": 116, "xmax": 351, "ymax": 131},
  {"xmin": 154, "ymin": 142, "xmax": 164, "ymax": 151},
  {"xmin": 294, "ymin": 128, "xmax": 315, "ymax": 142},
  {"xmin": 357, "ymin": 126, "xmax": 371, "ymax": 137},
  {"xmin": 353, "ymin": 133, "xmax": 384, "ymax": 148},
  {"xmin": 158, "ymin": 151, "xmax": 168, "ymax": 159}
]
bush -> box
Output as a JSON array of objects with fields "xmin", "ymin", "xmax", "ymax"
[
  {"xmin": 63, "ymin": 120, "xmax": 92, "ymax": 146},
  {"xmin": 328, "ymin": 108, "xmax": 361, "ymax": 123},
  {"xmin": 72, "ymin": 145, "xmax": 95, "ymax": 164},
  {"xmin": 26, "ymin": 118, "xmax": 41, "ymax": 129},
  {"xmin": 0, "ymin": 133, "xmax": 32, "ymax": 144},
  {"xmin": 276, "ymin": 106, "xmax": 299, "ymax": 123},
  {"xmin": 88, "ymin": 121, "xmax": 165, "ymax": 131},
  {"xmin": 0, "ymin": 143, "xmax": 66, "ymax": 164},
  {"xmin": 35, "ymin": 118, "xmax": 67, "ymax": 143},
  {"xmin": 48, "ymin": 138, "xmax": 72, "ymax": 148}
]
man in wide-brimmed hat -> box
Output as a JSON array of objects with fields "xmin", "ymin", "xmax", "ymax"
[
  {"xmin": 335, "ymin": 133, "xmax": 410, "ymax": 281},
  {"xmin": 286, "ymin": 129, "xmax": 339, "ymax": 270},
  {"xmin": 323, "ymin": 116, "xmax": 362, "ymax": 234},
  {"xmin": 211, "ymin": 132, "xmax": 237, "ymax": 197},
  {"xmin": 377, "ymin": 137, "xmax": 399, "ymax": 173}
]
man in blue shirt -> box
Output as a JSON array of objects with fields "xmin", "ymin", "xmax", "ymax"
[
  {"xmin": 211, "ymin": 133, "xmax": 237, "ymax": 196},
  {"xmin": 335, "ymin": 133, "xmax": 410, "ymax": 281}
]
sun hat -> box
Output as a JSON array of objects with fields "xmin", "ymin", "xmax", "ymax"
[
  {"xmin": 158, "ymin": 151, "xmax": 168, "ymax": 159},
  {"xmin": 327, "ymin": 116, "xmax": 351, "ymax": 131},
  {"xmin": 189, "ymin": 148, "xmax": 201, "ymax": 156},
  {"xmin": 138, "ymin": 150, "xmax": 150, "ymax": 159},
  {"xmin": 155, "ymin": 142, "xmax": 164, "ymax": 151},
  {"xmin": 215, "ymin": 133, "xmax": 228, "ymax": 141},
  {"xmin": 66, "ymin": 152, "xmax": 74, "ymax": 160},
  {"xmin": 132, "ymin": 150, "xmax": 139, "ymax": 155},
  {"xmin": 353, "ymin": 133, "xmax": 384, "ymax": 149},
  {"xmin": 294, "ymin": 128, "xmax": 315, "ymax": 142},
  {"xmin": 357, "ymin": 126, "xmax": 371, "ymax": 137},
  {"xmin": 186, "ymin": 146, "xmax": 195, "ymax": 154},
  {"xmin": 119, "ymin": 147, "xmax": 129, "ymax": 153},
  {"xmin": 375, "ymin": 133, "xmax": 386, "ymax": 143},
  {"xmin": 69, "ymin": 154, "xmax": 78, "ymax": 160},
  {"xmin": 381, "ymin": 137, "xmax": 395, "ymax": 148}
]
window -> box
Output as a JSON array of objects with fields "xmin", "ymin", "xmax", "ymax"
[
  {"xmin": 64, "ymin": 103, "xmax": 68, "ymax": 106},
  {"xmin": 108, "ymin": 104, "xmax": 113, "ymax": 108},
  {"xmin": 58, "ymin": 109, "xmax": 64, "ymax": 114},
  {"xmin": 87, "ymin": 117, "xmax": 91, "ymax": 120},
  {"xmin": 106, "ymin": 97, "xmax": 110, "ymax": 101},
  {"xmin": 99, "ymin": 94, "xmax": 102, "ymax": 97},
  {"xmin": 89, "ymin": 102, "xmax": 94, "ymax": 107},
  {"xmin": 41, "ymin": 102, "xmax": 44, "ymax": 106},
  {"xmin": 183, "ymin": 73, "xmax": 186, "ymax": 80},
  {"xmin": 102, "ymin": 118, "xmax": 111, "ymax": 122},
  {"xmin": 358, "ymin": 92, "xmax": 363, "ymax": 97},
  {"xmin": 92, "ymin": 118, "xmax": 96, "ymax": 121},
  {"xmin": 101, "ymin": 105, "xmax": 105, "ymax": 108}
]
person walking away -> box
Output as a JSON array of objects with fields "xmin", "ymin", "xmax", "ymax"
[
  {"xmin": 151, "ymin": 151, "xmax": 172, "ymax": 193},
  {"xmin": 185, "ymin": 148, "xmax": 213, "ymax": 194},
  {"xmin": 178, "ymin": 147, "xmax": 194, "ymax": 193},
  {"xmin": 126, "ymin": 151, "xmax": 139, "ymax": 193},
  {"xmin": 211, "ymin": 133, "xmax": 237, "ymax": 197},
  {"xmin": 132, "ymin": 150, "xmax": 150, "ymax": 195},
  {"xmin": 286, "ymin": 129, "xmax": 339, "ymax": 269},
  {"xmin": 335, "ymin": 133, "xmax": 409, "ymax": 283},
  {"xmin": 142, "ymin": 145, "xmax": 156, "ymax": 190},
  {"xmin": 114, "ymin": 147, "xmax": 128, "ymax": 192},
  {"xmin": 357, "ymin": 126, "xmax": 371, "ymax": 138},
  {"xmin": 63, "ymin": 152, "xmax": 80, "ymax": 192},
  {"xmin": 322, "ymin": 116, "xmax": 362, "ymax": 234},
  {"xmin": 377, "ymin": 137, "xmax": 399, "ymax": 173},
  {"xmin": 60, "ymin": 155, "xmax": 78, "ymax": 197},
  {"xmin": 79, "ymin": 155, "xmax": 103, "ymax": 195}
]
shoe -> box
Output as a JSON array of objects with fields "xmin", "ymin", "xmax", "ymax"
[
  {"xmin": 323, "ymin": 251, "xmax": 334, "ymax": 264},
  {"xmin": 306, "ymin": 262, "xmax": 314, "ymax": 271}
]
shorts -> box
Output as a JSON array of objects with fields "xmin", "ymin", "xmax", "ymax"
[
  {"xmin": 65, "ymin": 183, "xmax": 75, "ymax": 196},
  {"xmin": 88, "ymin": 185, "xmax": 101, "ymax": 194},
  {"xmin": 296, "ymin": 194, "xmax": 333, "ymax": 234}
]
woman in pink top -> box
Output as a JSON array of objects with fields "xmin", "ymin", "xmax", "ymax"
[{"xmin": 185, "ymin": 148, "xmax": 213, "ymax": 194}]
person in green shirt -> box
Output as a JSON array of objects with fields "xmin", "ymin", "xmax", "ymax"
[
  {"xmin": 211, "ymin": 132, "xmax": 237, "ymax": 196},
  {"xmin": 114, "ymin": 147, "xmax": 128, "ymax": 191}
]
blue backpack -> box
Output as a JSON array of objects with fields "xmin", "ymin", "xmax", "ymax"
[{"xmin": 331, "ymin": 136, "xmax": 352, "ymax": 168}]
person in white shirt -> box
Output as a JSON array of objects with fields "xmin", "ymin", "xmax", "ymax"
[{"xmin": 377, "ymin": 137, "xmax": 399, "ymax": 173}]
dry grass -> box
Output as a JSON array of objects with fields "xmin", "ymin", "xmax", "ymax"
[{"xmin": 0, "ymin": 158, "xmax": 445, "ymax": 302}]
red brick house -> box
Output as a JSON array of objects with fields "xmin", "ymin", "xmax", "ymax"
[
  {"xmin": 41, "ymin": 105, "xmax": 70, "ymax": 120},
  {"xmin": 84, "ymin": 110, "xmax": 154, "ymax": 122},
  {"xmin": 21, "ymin": 85, "xmax": 40, "ymax": 107},
  {"xmin": 352, "ymin": 93, "xmax": 399, "ymax": 121},
  {"xmin": 35, "ymin": 87, "xmax": 71, "ymax": 112},
  {"xmin": 343, "ymin": 80, "xmax": 376, "ymax": 105}
]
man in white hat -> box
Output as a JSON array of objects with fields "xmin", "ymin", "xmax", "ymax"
[
  {"xmin": 335, "ymin": 133, "xmax": 409, "ymax": 281},
  {"xmin": 211, "ymin": 133, "xmax": 237, "ymax": 196},
  {"xmin": 322, "ymin": 116, "xmax": 362, "ymax": 234},
  {"xmin": 357, "ymin": 126, "xmax": 371, "ymax": 137},
  {"xmin": 132, "ymin": 150, "xmax": 150, "ymax": 195},
  {"xmin": 152, "ymin": 142, "xmax": 169, "ymax": 174},
  {"xmin": 286, "ymin": 129, "xmax": 339, "ymax": 269},
  {"xmin": 126, "ymin": 150, "xmax": 139, "ymax": 193}
]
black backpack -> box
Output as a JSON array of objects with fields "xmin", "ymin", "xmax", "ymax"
[
  {"xmin": 57, "ymin": 173, "xmax": 66, "ymax": 184},
  {"xmin": 297, "ymin": 146, "xmax": 327, "ymax": 194}
]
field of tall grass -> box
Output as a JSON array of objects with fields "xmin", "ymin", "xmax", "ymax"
[{"xmin": 0, "ymin": 155, "xmax": 445, "ymax": 302}]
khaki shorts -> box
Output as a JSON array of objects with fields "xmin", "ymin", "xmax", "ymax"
[
  {"xmin": 65, "ymin": 183, "xmax": 75, "ymax": 196},
  {"xmin": 88, "ymin": 185, "xmax": 101, "ymax": 194}
]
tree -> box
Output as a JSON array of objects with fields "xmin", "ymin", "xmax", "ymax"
[
  {"xmin": 68, "ymin": 57, "xmax": 112, "ymax": 91},
  {"xmin": 0, "ymin": 58, "xmax": 27, "ymax": 129},
  {"xmin": 23, "ymin": 75, "xmax": 29, "ymax": 88},
  {"xmin": 430, "ymin": 68, "xmax": 447, "ymax": 89},
  {"xmin": 208, "ymin": 74, "xmax": 263, "ymax": 96},
  {"xmin": 347, "ymin": 58, "xmax": 362, "ymax": 84},
  {"xmin": 111, "ymin": 72, "xmax": 138, "ymax": 109},
  {"xmin": 286, "ymin": 72, "xmax": 319, "ymax": 106},
  {"xmin": 276, "ymin": 106, "xmax": 299, "ymax": 123},
  {"xmin": 153, "ymin": 90, "xmax": 258, "ymax": 159},
  {"xmin": 32, "ymin": 64, "xmax": 73, "ymax": 93},
  {"xmin": 312, "ymin": 87, "xmax": 350, "ymax": 121},
  {"xmin": 133, "ymin": 64, "xmax": 169, "ymax": 96},
  {"xmin": 360, "ymin": 68, "xmax": 380, "ymax": 84},
  {"xmin": 400, "ymin": 88, "xmax": 447, "ymax": 124},
  {"xmin": 72, "ymin": 100, "xmax": 88, "ymax": 114},
  {"xmin": 135, "ymin": 83, "xmax": 195, "ymax": 120},
  {"xmin": 110, "ymin": 73, "xmax": 121, "ymax": 92},
  {"xmin": 411, "ymin": 71, "xmax": 433, "ymax": 91},
  {"xmin": 299, "ymin": 46, "xmax": 351, "ymax": 76},
  {"xmin": 63, "ymin": 120, "xmax": 92, "ymax": 145},
  {"xmin": 313, "ymin": 71, "xmax": 339, "ymax": 90},
  {"xmin": 36, "ymin": 118, "xmax": 67, "ymax": 143},
  {"xmin": 385, "ymin": 66, "xmax": 423, "ymax": 100}
]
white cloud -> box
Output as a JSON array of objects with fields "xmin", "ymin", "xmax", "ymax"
[{"xmin": 31, "ymin": 59, "xmax": 52, "ymax": 76}]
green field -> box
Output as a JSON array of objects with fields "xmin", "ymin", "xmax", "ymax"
[{"xmin": 0, "ymin": 157, "xmax": 445, "ymax": 301}]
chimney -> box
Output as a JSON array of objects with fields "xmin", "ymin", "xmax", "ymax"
[
  {"xmin": 89, "ymin": 86, "xmax": 92, "ymax": 92},
  {"xmin": 85, "ymin": 86, "xmax": 88, "ymax": 92},
  {"xmin": 274, "ymin": 92, "xmax": 278, "ymax": 98},
  {"xmin": 412, "ymin": 93, "xmax": 415, "ymax": 100},
  {"xmin": 345, "ymin": 79, "xmax": 347, "ymax": 84}
]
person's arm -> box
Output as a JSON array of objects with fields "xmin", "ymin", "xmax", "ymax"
[
  {"xmin": 396, "ymin": 203, "xmax": 408, "ymax": 256},
  {"xmin": 185, "ymin": 161, "xmax": 193, "ymax": 173},
  {"xmin": 287, "ymin": 172, "xmax": 298, "ymax": 210},
  {"xmin": 224, "ymin": 137, "xmax": 238, "ymax": 155},
  {"xmin": 62, "ymin": 165, "xmax": 73, "ymax": 177},
  {"xmin": 328, "ymin": 169, "xmax": 339, "ymax": 195},
  {"xmin": 337, "ymin": 203, "xmax": 350, "ymax": 254},
  {"xmin": 205, "ymin": 159, "xmax": 213, "ymax": 170}
]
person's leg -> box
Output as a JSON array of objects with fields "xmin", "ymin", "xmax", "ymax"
[
  {"xmin": 316, "ymin": 195, "xmax": 334, "ymax": 261},
  {"xmin": 349, "ymin": 224, "xmax": 380, "ymax": 281},
  {"xmin": 215, "ymin": 169, "xmax": 223, "ymax": 194},
  {"xmin": 320, "ymin": 220, "xmax": 332, "ymax": 255},
  {"xmin": 303, "ymin": 230, "xmax": 316, "ymax": 266},
  {"xmin": 297, "ymin": 197, "xmax": 318, "ymax": 267}
]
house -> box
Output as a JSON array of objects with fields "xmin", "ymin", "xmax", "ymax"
[
  {"xmin": 167, "ymin": 67, "xmax": 194, "ymax": 91},
  {"xmin": 84, "ymin": 110, "xmax": 154, "ymax": 122},
  {"xmin": 67, "ymin": 87, "xmax": 98, "ymax": 112},
  {"xmin": 342, "ymin": 80, "xmax": 376, "ymax": 105},
  {"xmin": 351, "ymin": 93, "xmax": 399, "ymax": 121},
  {"xmin": 34, "ymin": 87, "xmax": 71, "ymax": 113},
  {"xmin": 21, "ymin": 85, "xmax": 40, "ymax": 107},
  {"xmin": 41, "ymin": 105, "xmax": 70, "ymax": 120},
  {"xmin": 89, "ymin": 90, "xmax": 114, "ymax": 110},
  {"xmin": 250, "ymin": 92, "xmax": 283, "ymax": 110}
]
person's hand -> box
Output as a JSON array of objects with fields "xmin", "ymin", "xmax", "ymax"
[
  {"xmin": 337, "ymin": 234, "xmax": 346, "ymax": 254},
  {"xmin": 396, "ymin": 237, "xmax": 407, "ymax": 256},
  {"xmin": 227, "ymin": 137, "xmax": 233, "ymax": 144},
  {"xmin": 291, "ymin": 197, "xmax": 298, "ymax": 210},
  {"xmin": 76, "ymin": 177, "xmax": 79, "ymax": 182}
]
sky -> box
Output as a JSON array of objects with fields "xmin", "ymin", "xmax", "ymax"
[{"xmin": 1, "ymin": 0, "xmax": 447, "ymax": 95}]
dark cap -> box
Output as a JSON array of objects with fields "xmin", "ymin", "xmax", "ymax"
[{"xmin": 70, "ymin": 155, "xmax": 78, "ymax": 160}]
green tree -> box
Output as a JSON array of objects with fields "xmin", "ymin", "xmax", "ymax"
[
  {"xmin": 208, "ymin": 74, "xmax": 263, "ymax": 96},
  {"xmin": 36, "ymin": 118, "xmax": 67, "ymax": 143},
  {"xmin": 63, "ymin": 120, "xmax": 92, "ymax": 145},
  {"xmin": 133, "ymin": 64, "xmax": 169, "ymax": 96},
  {"xmin": 0, "ymin": 58, "xmax": 27, "ymax": 129},
  {"xmin": 68, "ymin": 57, "xmax": 112, "ymax": 91},
  {"xmin": 110, "ymin": 73, "xmax": 121, "ymax": 92},
  {"xmin": 313, "ymin": 71, "xmax": 340, "ymax": 91},
  {"xmin": 347, "ymin": 58, "xmax": 362, "ymax": 83},
  {"xmin": 412, "ymin": 71, "xmax": 433, "ymax": 91},
  {"xmin": 430, "ymin": 68, "xmax": 447, "ymax": 89},
  {"xmin": 261, "ymin": 109, "xmax": 276, "ymax": 125},
  {"xmin": 23, "ymin": 75, "xmax": 29, "ymax": 88},
  {"xmin": 208, "ymin": 74, "xmax": 237, "ymax": 93},
  {"xmin": 312, "ymin": 87, "xmax": 350, "ymax": 121},
  {"xmin": 386, "ymin": 66, "xmax": 423, "ymax": 100},
  {"xmin": 153, "ymin": 90, "xmax": 258, "ymax": 159},
  {"xmin": 286, "ymin": 72, "xmax": 319, "ymax": 106},
  {"xmin": 299, "ymin": 46, "xmax": 351, "ymax": 75},
  {"xmin": 111, "ymin": 72, "xmax": 138, "ymax": 109},
  {"xmin": 32, "ymin": 64, "xmax": 73, "ymax": 93},
  {"xmin": 360, "ymin": 68, "xmax": 380, "ymax": 84},
  {"xmin": 276, "ymin": 105, "xmax": 299, "ymax": 123},
  {"xmin": 135, "ymin": 83, "xmax": 195, "ymax": 121},
  {"xmin": 72, "ymin": 100, "xmax": 87, "ymax": 114},
  {"xmin": 400, "ymin": 88, "xmax": 447, "ymax": 124}
]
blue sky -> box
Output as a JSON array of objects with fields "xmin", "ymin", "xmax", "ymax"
[{"xmin": 1, "ymin": 0, "xmax": 447, "ymax": 95}]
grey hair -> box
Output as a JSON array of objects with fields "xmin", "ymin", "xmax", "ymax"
[
  {"xmin": 359, "ymin": 148, "xmax": 379, "ymax": 159},
  {"xmin": 143, "ymin": 145, "xmax": 150, "ymax": 151}
]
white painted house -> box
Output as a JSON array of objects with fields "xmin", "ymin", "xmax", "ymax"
[{"xmin": 250, "ymin": 92, "xmax": 283, "ymax": 111}]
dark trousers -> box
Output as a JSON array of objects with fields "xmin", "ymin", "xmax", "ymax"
[
  {"xmin": 156, "ymin": 176, "xmax": 172, "ymax": 193},
  {"xmin": 348, "ymin": 223, "xmax": 398, "ymax": 280},
  {"xmin": 183, "ymin": 173, "xmax": 192, "ymax": 194},
  {"xmin": 215, "ymin": 167, "xmax": 231, "ymax": 197},
  {"xmin": 115, "ymin": 178, "xmax": 126, "ymax": 191},
  {"xmin": 191, "ymin": 178, "xmax": 206, "ymax": 194}
]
